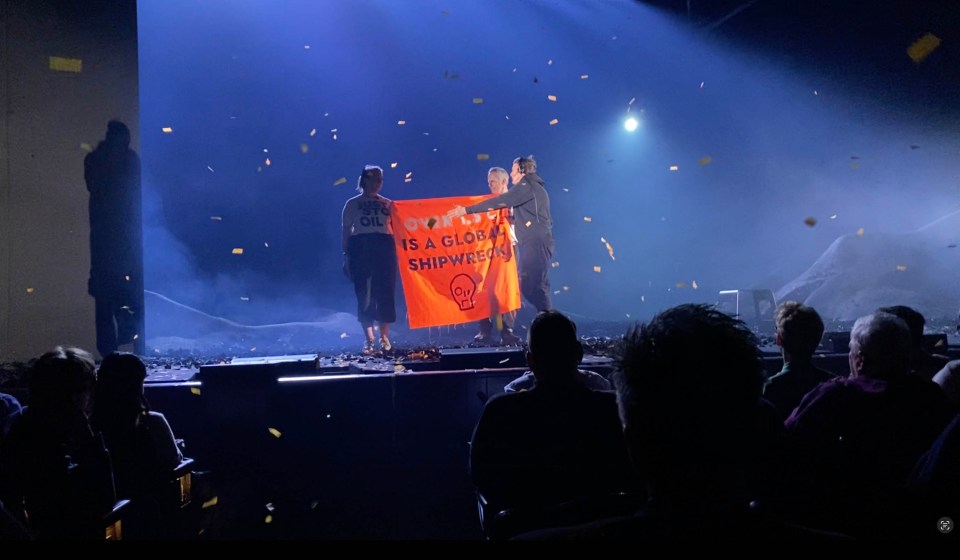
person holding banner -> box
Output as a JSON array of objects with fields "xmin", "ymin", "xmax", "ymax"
[
  {"xmin": 448, "ymin": 155, "xmax": 555, "ymax": 316},
  {"xmin": 342, "ymin": 165, "xmax": 397, "ymax": 354},
  {"xmin": 475, "ymin": 167, "xmax": 521, "ymax": 346}
]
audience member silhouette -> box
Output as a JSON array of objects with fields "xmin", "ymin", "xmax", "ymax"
[
  {"xmin": 504, "ymin": 368, "xmax": 611, "ymax": 393},
  {"xmin": 783, "ymin": 312, "xmax": 955, "ymax": 536},
  {"xmin": 85, "ymin": 120, "xmax": 144, "ymax": 357},
  {"xmin": 518, "ymin": 304, "xmax": 816, "ymax": 540},
  {"xmin": 470, "ymin": 311, "xmax": 634, "ymax": 536},
  {"xmin": 0, "ymin": 347, "xmax": 116, "ymax": 539},
  {"xmin": 0, "ymin": 392, "xmax": 22, "ymax": 438},
  {"xmin": 878, "ymin": 305, "xmax": 950, "ymax": 380},
  {"xmin": 92, "ymin": 352, "xmax": 183, "ymax": 536},
  {"xmin": 763, "ymin": 302, "xmax": 836, "ymax": 424}
]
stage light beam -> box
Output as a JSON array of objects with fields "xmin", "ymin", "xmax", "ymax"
[{"xmin": 624, "ymin": 117, "xmax": 639, "ymax": 132}]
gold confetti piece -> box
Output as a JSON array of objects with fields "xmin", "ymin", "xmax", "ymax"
[
  {"xmin": 427, "ymin": 217, "xmax": 438, "ymax": 229},
  {"xmin": 499, "ymin": 358, "xmax": 510, "ymax": 364},
  {"xmin": 265, "ymin": 515, "xmax": 273, "ymax": 524},
  {"xmin": 26, "ymin": 287, "xmax": 34, "ymax": 294},
  {"xmin": 669, "ymin": 165, "xmax": 679, "ymax": 171},
  {"xmin": 676, "ymin": 282, "xmax": 687, "ymax": 289},
  {"xmin": 580, "ymin": 74, "xmax": 589, "ymax": 79},
  {"xmin": 390, "ymin": 162, "xmax": 398, "ymax": 168},
  {"xmin": 264, "ymin": 242, "xmax": 269, "ymax": 248},
  {"xmin": 405, "ymin": 172, "xmax": 413, "ymax": 179},
  {"xmin": 161, "ymin": 127, "xmax": 173, "ymax": 133},
  {"xmin": 593, "ymin": 266, "xmax": 602, "ymax": 273},
  {"xmin": 49, "ymin": 56, "xmax": 82, "ymax": 73},
  {"xmin": 331, "ymin": 133, "xmax": 337, "ymax": 140},
  {"xmin": 907, "ymin": 33, "xmax": 941, "ymax": 63},
  {"xmin": 201, "ymin": 496, "xmax": 219, "ymax": 509},
  {"xmin": 562, "ymin": 188, "xmax": 569, "ymax": 192},
  {"xmin": 125, "ymin": 275, "xmax": 131, "ymax": 281},
  {"xmin": 300, "ymin": 143, "xmax": 309, "ymax": 154},
  {"xmin": 700, "ymin": 81, "xmax": 705, "ymax": 88},
  {"xmin": 397, "ymin": 120, "xmax": 406, "ymax": 125},
  {"xmin": 473, "ymin": 98, "xmax": 484, "ymax": 104},
  {"xmin": 583, "ymin": 216, "xmax": 592, "ymax": 222},
  {"xmin": 549, "ymin": 118, "xmax": 559, "ymax": 125},
  {"xmin": 190, "ymin": 387, "xmax": 201, "ymax": 396},
  {"xmin": 547, "ymin": 59, "xmax": 553, "ymax": 65},
  {"xmin": 857, "ymin": 227, "xmax": 865, "ymax": 237},
  {"xmin": 240, "ymin": 296, "xmax": 250, "ymax": 301},
  {"xmin": 477, "ymin": 154, "xmax": 490, "ymax": 160},
  {"xmin": 698, "ymin": 156, "xmax": 712, "ymax": 166},
  {"xmin": 562, "ymin": 286, "xmax": 569, "ymax": 291},
  {"xmin": 692, "ymin": 280, "xmax": 699, "ymax": 290},
  {"xmin": 210, "ymin": 216, "xmax": 222, "ymax": 221},
  {"xmin": 232, "ymin": 248, "xmax": 244, "ymax": 255},
  {"xmin": 896, "ymin": 265, "xmax": 907, "ymax": 272},
  {"xmin": 249, "ymin": 347, "xmax": 256, "ymax": 352},
  {"xmin": 268, "ymin": 427, "xmax": 282, "ymax": 438},
  {"xmin": 133, "ymin": 334, "xmax": 139, "ymax": 340},
  {"xmin": 804, "ymin": 217, "xmax": 817, "ymax": 227},
  {"xmin": 333, "ymin": 177, "xmax": 347, "ymax": 186},
  {"xmin": 830, "ymin": 214, "xmax": 837, "ymax": 219},
  {"xmin": 551, "ymin": 261, "xmax": 560, "ymax": 268},
  {"xmin": 604, "ymin": 241, "xmax": 615, "ymax": 260},
  {"xmin": 547, "ymin": 94, "xmax": 557, "ymax": 102},
  {"xmin": 628, "ymin": 97, "xmax": 636, "ymax": 105},
  {"xmin": 525, "ymin": 220, "xmax": 532, "ymax": 227},
  {"xmin": 405, "ymin": 178, "xmax": 412, "ymax": 183},
  {"xmin": 601, "ymin": 236, "xmax": 607, "ymax": 242},
  {"xmin": 310, "ymin": 128, "xmax": 317, "ymax": 136},
  {"xmin": 80, "ymin": 143, "xmax": 92, "ymax": 152},
  {"xmin": 554, "ymin": 290, "xmax": 561, "ymax": 295},
  {"xmin": 339, "ymin": 332, "xmax": 348, "ymax": 339},
  {"xmin": 265, "ymin": 158, "xmax": 271, "ymax": 166}
]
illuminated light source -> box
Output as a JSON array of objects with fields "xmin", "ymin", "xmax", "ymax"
[{"xmin": 624, "ymin": 117, "xmax": 639, "ymax": 132}]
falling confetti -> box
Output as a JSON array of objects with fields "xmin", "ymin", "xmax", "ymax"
[
  {"xmin": 339, "ymin": 332, "xmax": 349, "ymax": 339},
  {"xmin": 390, "ymin": 162, "xmax": 398, "ymax": 168},
  {"xmin": 804, "ymin": 217, "xmax": 817, "ymax": 227},
  {"xmin": 300, "ymin": 143, "xmax": 309, "ymax": 154},
  {"xmin": 190, "ymin": 387, "xmax": 201, "ymax": 396},
  {"xmin": 562, "ymin": 286, "xmax": 570, "ymax": 292},
  {"xmin": 554, "ymin": 290, "xmax": 561, "ymax": 295},
  {"xmin": 551, "ymin": 261, "xmax": 560, "ymax": 268},
  {"xmin": 310, "ymin": 128, "xmax": 317, "ymax": 136},
  {"xmin": 265, "ymin": 515, "xmax": 273, "ymax": 524},
  {"xmin": 562, "ymin": 188, "xmax": 569, "ymax": 192},
  {"xmin": 676, "ymin": 282, "xmax": 687, "ymax": 289},
  {"xmin": 210, "ymin": 215, "xmax": 222, "ymax": 221},
  {"xmin": 405, "ymin": 172, "xmax": 413, "ymax": 179},
  {"xmin": 907, "ymin": 33, "xmax": 941, "ymax": 63},
  {"xmin": 240, "ymin": 296, "xmax": 250, "ymax": 301},
  {"xmin": 397, "ymin": 120, "xmax": 406, "ymax": 125},
  {"xmin": 333, "ymin": 177, "xmax": 347, "ymax": 186},
  {"xmin": 268, "ymin": 427, "xmax": 282, "ymax": 438},
  {"xmin": 628, "ymin": 97, "xmax": 636, "ymax": 105},
  {"xmin": 232, "ymin": 248, "xmax": 244, "ymax": 255},
  {"xmin": 896, "ymin": 265, "xmax": 907, "ymax": 272},
  {"xmin": 830, "ymin": 214, "xmax": 838, "ymax": 219},
  {"xmin": 525, "ymin": 220, "xmax": 532, "ymax": 227},
  {"xmin": 857, "ymin": 228, "xmax": 865, "ymax": 237},
  {"xmin": 547, "ymin": 94, "xmax": 557, "ymax": 102},
  {"xmin": 533, "ymin": 76, "xmax": 539, "ymax": 83},
  {"xmin": 601, "ymin": 237, "xmax": 615, "ymax": 260},
  {"xmin": 549, "ymin": 118, "xmax": 559, "ymax": 125},
  {"xmin": 80, "ymin": 143, "xmax": 93, "ymax": 152},
  {"xmin": 580, "ymin": 74, "xmax": 589, "ymax": 79},
  {"xmin": 641, "ymin": 295, "xmax": 645, "ymax": 302},
  {"xmin": 499, "ymin": 358, "xmax": 510, "ymax": 364},
  {"xmin": 473, "ymin": 98, "xmax": 484, "ymax": 104},
  {"xmin": 698, "ymin": 156, "xmax": 712, "ymax": 166},
  {"xmin": 547, "ymin": 59, "xmax": 553, "ymax": 65},
  {"xmin": 249, "ymin": 347, "xmax": 256, "ymax": 352},
  {"xmin": 264, "ymin": 242, "xmax": 269, "ymax": 247},
  {"xmin": 427, "ymin": 217, "xmax": 438, "ymax": 229},
  {"xmin": 813, "ymin": 90, "xmax": 819, "ymax": 96},
  {"xmin": 593, "ymin": 266, "xmax": 602, "ymax": 273},
  {"xmin": 26, "ymin": 288, "xmax": 34, "ymax": 294},
  {"xmin": 850, "ymin": 161, "xmax": 859, "ymax": 170},
  {"xmin": 125, "ymin": 275, "xmax": 131, "ymax": 281},
  {"xmin": 949, "ymin": 244, "xmax": 957, "ymax": 249},
  {"xmin": 201, "ymin": 496, "xmax": 219, "ymax": 509},
  {"xmin": 443, "ymin": 69, "xmax": 460, "ymax": 79},
  {"xmin": 207, "ymin": 166, "xmax": 215, "ymax": 172},
  {"xmin": 265, "ymin": 158, "xmax": 271, "ymax": 166},
  {"xmin": 700, "ymin": 81, "xmax": 705, "ymax": 88},
  {"xmin": 626, "ymin": 313, "xmax": 631, "ymax": 318},
  {"xmin": 692, "ymin": 280, "xmax": 699, "ymax": 290},
  {"xmin": 477, "ymin": 154, "xmax": 490, "ymax": 160},
  {"xmin": 161, "ymin": 127, "xmax": 173, "ymax": 133},
  {"xmin": 935, "ymin": 338, "xmax": 945, "ymax": 347},
  {"xmin": 669, "ymin": 165, "xmax": 679, "ymax": 171},
  {"xmin": 583, "ymin": 217, "xmax": 592, "ymax": 222}
]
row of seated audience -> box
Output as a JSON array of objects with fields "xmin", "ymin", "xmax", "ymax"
[
  {"xmin": 0, "ymin": 348, "xmax": 183, "ymax": 540},
  {"xmin": 471, "ymin": 304, "xmax": 960, "ymax": 540}
]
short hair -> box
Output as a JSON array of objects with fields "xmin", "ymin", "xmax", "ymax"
[
  {"xmin": 528, "ymin": 310, "xmax": 582, "ymax": 372},
  {"xmin": 487, "ymin": 167, "xmax": 509, "ymax": 183},
  {"xmin": 775, "ymin": 301, "xmax": 824, "ymax": 358},
  {"xmin": 850, "ymin": 312, "xmax": 911, "ymax": 379},
  {"xmin": 356, "ymin": 164, "xmax": 383, "ymax": 192},
  {"xmin": 92, "ymin": 353, "xmax": 150, "ymax": 432},
  {"xmin": 513, "ymin": 155, "xmax": 537, "ymax": 174},
  {"xmin": 614, "ymin": 304, "xmax": 763, "ymax": 440},
  {"xmin": 28, "ymin": 346, "xmax": 97, "ymax": 407},
  {"xmin": 877, "ymin": 305, "xmax": 925, "ymax": 348}
]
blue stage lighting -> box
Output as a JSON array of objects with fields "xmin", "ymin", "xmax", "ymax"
[{"xmin": 624, "ymin": 117, "xmax": 639, "ymax": 131}]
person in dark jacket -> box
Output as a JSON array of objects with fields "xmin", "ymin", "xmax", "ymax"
[{"xmin": 448, "ymin": 155, "xmax": 554, "ymax": 315}]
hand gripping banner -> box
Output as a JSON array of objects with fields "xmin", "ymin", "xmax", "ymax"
[{"xmin": 391, "ymin": 196, "xmax": 521, "ymax": 329}]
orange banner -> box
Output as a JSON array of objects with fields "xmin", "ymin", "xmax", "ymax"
[{"xmin": 391, "ymin": 196, "xmax": 521, "ymax": 329}]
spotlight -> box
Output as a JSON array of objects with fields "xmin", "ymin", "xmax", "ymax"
[{"xmin": 624, "ymin": 117, "xmax": 639, "ymax": 132}]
